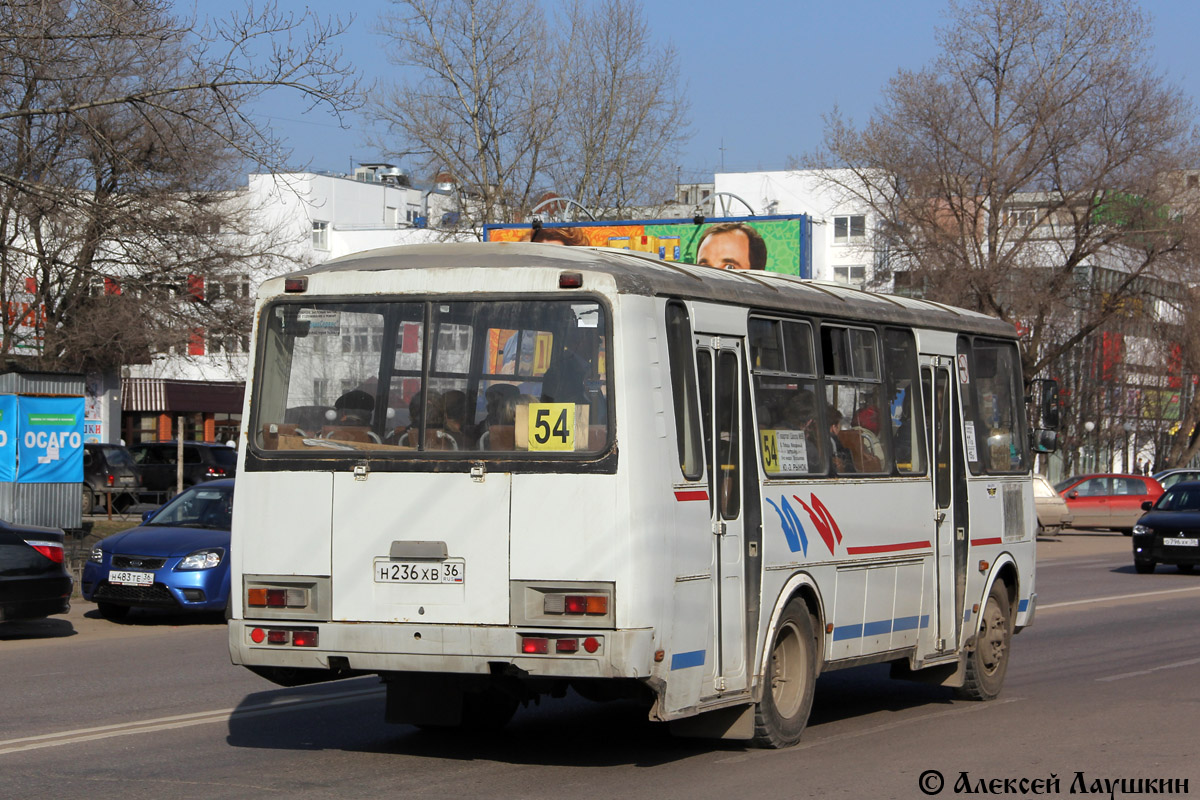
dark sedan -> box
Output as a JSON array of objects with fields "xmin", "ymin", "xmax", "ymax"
[
  {"xmin": 1132, "ymin": 480, "xmax": 1200, "ymax": 574},
  {"xmin": 0, "ymin": 519, "xmax": 72, "ymax": 622}
]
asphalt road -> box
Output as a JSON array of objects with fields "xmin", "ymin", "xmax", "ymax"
[{"xmin": 2, "ymin": 532, "xmax": 1197, "ymax": 799}]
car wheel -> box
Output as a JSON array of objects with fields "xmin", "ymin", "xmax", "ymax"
[
  {"xmin": 955, "ymin": 581, "xmax": 1011, "ymax": 701},
  {"xmin": 1177, "ymin": 564, "xmax": 1194, "ymax": 574},
  {"xmin": 752, "ymin": 598, "xmax": 817, "ymax": 748},
  {"xmin": 97, "ymin": 602, "xmax": 131, "ymax": 622},
  {"xmin": 82, "ymin": 485, "xmax": 95, "ymax": 515}
]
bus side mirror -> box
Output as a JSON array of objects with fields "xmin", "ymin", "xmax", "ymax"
[
  {"xmin": 1028, "ymin": 378, "xmax": 1059, "ymax": 430},
  {"xmin": 1032, "ymin": 429, "xmax": 1058, "ymax": 454}
]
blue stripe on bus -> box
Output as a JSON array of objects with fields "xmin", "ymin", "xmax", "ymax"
[
  {"xmin": 670, "ymin": 650, "xmax": 706, "ymax": 670},
  {"xmin": 1018, "ymin": 598, "xmax": 1029, "ymax": 612},
  {"xmin": 832, "ymin": 614, "xmax": 930, "ymax": 641}
]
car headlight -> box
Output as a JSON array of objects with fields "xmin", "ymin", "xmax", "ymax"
[
  {"xmin": 89, "ymin": 547, "xmax": 103, "ymax": 564},
  {"xmin": 1132, "ymin": 524, "xmax": 1152, "ymax": 536},
  {"xmin": 176, "ymin": 548, "xmax": 224, "ymax": 570}
]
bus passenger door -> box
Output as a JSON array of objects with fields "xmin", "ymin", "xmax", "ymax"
[
  {"xmin": 921, "ymin": 361, "xmax": 960, "ymax": 653},
  {"xmin": 695, "ymin": 338, "xmax": 748, "ymax": 697}
]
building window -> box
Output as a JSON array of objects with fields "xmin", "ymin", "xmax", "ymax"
[
  {"xmin": 1006, "ymin": 208, "xmax": 1036, "ymax": 228},
  {"xmin": 833, "ymin": 215, "xmax": 866, "ymax": 244},
  {"xmin": 312, "ymin": 221, "xmax": 330, "ymax": 250},
  {"xmin": 833, "ymin": 265, "xmax": 867, "ymax": 286}
]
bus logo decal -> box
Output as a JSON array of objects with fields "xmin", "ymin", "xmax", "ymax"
[
  {"xmin": 766, "ymin": 496, "xmax": 808, "ymax": 555},
  {"xmin": 793, "ymin": 494, "xmax": 843, "ymax": 556}
]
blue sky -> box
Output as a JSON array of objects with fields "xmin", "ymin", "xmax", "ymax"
[{"xmin": 190, "ymin": 0, "xmax": 1200, "ymax": 182}]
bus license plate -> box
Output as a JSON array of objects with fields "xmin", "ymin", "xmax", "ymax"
[
  {"xmin": 373, "ymin": 559, "xmax": 465, "ymax": 584},
  {"xmin": 109, "ymin": 570, "xmax": 153, "ymax": 586},
  {"xmin": 1163, "ymin": 538, "xmax": 1198, "ymax": 547}
]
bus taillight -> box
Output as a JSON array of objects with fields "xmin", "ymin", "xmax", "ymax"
[
  {"xmin": 247, "ymin": 587, "xmax": 308, "ymax": 608},
  {"xmin": 521, "ymin": 637, "xmax": 550, "ymax": 654},
  {"xmin": 545, "ymin": 593, "xmax": 608, "ymax": 616}
]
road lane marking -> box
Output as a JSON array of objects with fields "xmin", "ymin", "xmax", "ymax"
[
  {"xmin": 0, "ymin": 685, "xmax": 383, "ymax": 756},
  {"xmin": 716, "ymin": 697, "xmax": 1024, "ymax": 763},
  {"xmin": 1097, "ymin": 657, "xmax": 1200, "ymax": 683},
  {"xmin": 1039, "ymin": 585, "xmax": 1200, "ymax": 611}
]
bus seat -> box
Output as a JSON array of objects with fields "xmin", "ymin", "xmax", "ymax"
[
  {"xmin": 262, "ymin": 423, "xmax": 307, "ymax": 449},
  {"xmin": 321, "ymin": 426, "xmax": 379, "ymax": 444},
  {"xmin": 484, "ymin": 425, "xmax": 516, "ymax": 451},
  {"xmin": 838, "ymin": 429, "xmax": 882, "ymax": 473},
  {"xmin": 587, "ymin": 425, "xmax": 607, "ymax": 451}
]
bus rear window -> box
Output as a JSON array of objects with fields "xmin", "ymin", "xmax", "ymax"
[{"xmin": 254, "ymin": 299, "xmax": 610, "ymax": 456}]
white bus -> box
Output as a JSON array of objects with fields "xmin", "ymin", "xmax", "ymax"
[{"xmin": 228, "ymin": 243, "xmax": 1057, "ymax": 747}]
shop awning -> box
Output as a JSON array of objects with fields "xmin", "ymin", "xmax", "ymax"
[{"xmin": 121, "ymin": 378, "xmax": 245, "ymax": 414}]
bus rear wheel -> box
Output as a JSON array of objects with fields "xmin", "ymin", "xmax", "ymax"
[
  {"xmin": 752, "ymin": 599, "xmax": 816, "ymax": 748},
  {"xmin": 955, "ymin": 582, "xmax": 1011, "ymax": 701}
]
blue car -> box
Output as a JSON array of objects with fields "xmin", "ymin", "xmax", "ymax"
[{"xmin": 82, "ymin": 479, "xmax": 234, "ymax": 621}]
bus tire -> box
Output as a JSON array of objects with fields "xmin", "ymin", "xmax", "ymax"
[
  {"xmin": 955, "ymin": 581, "xmax": 1011, "ymax": 701},
  {"xmin": 752, "ymin": 599, "xmax": 816, "ymax": 748}
]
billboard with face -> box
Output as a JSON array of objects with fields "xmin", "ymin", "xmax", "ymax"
[{"xmin": 484, "ymin": 214, "xmax": 812, "ymax": 278}]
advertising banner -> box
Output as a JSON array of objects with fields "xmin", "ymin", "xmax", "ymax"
[
  {"xmin": 484, "ymin": 214, "xmax": 812, "ymax": 278},
  {"xmin": 17, "ymin": 396, "xmax": 84, "ymax": 483},
  {"xmin": 0, "ymin": 395, "xmax": 16, "ymax": 482}
]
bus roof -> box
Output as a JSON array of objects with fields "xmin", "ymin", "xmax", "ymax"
[{"xmin": 287, "ymin": 242, "xmax": 1016, "ymax": 339}]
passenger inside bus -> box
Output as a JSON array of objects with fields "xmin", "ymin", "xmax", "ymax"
[
  {"xmin": 828, "ymin": 408, "xmax": 857, "ymax": 474},
  {"xmin": 321, "ymin": 389, "xmax": 380, "ymax": 443}
]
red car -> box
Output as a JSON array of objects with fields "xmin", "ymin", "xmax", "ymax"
[{"xmin": 1054, "ymin": 473, "xmax": 1164, "ymax": 534}]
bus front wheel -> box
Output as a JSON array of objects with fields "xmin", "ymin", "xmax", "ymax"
[
  {"xmin": 752, "ymin": 599, "xmax": 816, "ymax": 748},
  {"xmin": 956, "ymin": 582, "xmax": 1011, "ymax": 701}
]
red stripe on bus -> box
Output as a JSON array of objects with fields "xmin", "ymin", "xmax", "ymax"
[
  {"xmin": 845, "ymin": 540, "xmax": 932, "ymax": 555},
  {"xmin": 674, "ymin": 490, "xmax": 709, "ymax": 502},
  {"xmin": 970, "ymin": 537, "xmax": 1003, "ymax": 546}
]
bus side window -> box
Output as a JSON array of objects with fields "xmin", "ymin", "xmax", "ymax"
[
  {"xmin": 665, "ymin": 302, "xmax": 704, "ymax": 480},
  {"xmin": 883, "ymin": 328, "xmax": 925, "ymax": 474}
]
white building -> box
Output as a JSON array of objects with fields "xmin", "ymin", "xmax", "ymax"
[{"xmin": 116, "ymin": 164, "xmax": 462, "ymax": 445}]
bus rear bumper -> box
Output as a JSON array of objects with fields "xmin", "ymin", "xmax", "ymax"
[{"xmin": 229, "ymin": 619, "xmax": 657, "ymax": 680}]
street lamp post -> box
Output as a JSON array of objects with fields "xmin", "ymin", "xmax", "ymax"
[{"xmin": 1083, "ymin": 420, "xmax": 1095, "ymax": 473}]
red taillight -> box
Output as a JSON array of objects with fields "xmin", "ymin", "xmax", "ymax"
[
  {"xmin": 267, "ymin": 629, "xmax": 289, "ymax": 645},
  {"xmin": 292, "ymin": 630, "xmax": 318, "ymax": 647},
  {"xmin": 564, "ymin": 595, "xmax": 587, "ymax": 614},
  {"xmin": 555, "ymin": 638, "xmax": 578, "ymax": 653},
  {"xmin": 583, "ymin": 637, "xmax": 600, "ymax": 654},
  {"xmin": 266, "ymin": 589, "xmax": 287, "ymax": 607},
  {"xmin": 106, "ymin": 475, "xmax": 115, "ymax": 487},
  {"xmin": 26, "ymin": 540, "xmax": 64, "ymax": 564},
  {"xmin": 250, "ymin": 627, "xmax": 266, "ymax": 643},
  {"xmin": 558, "ymin": 272, "xmax": 583, "ymax": 289},
  {"xmin": 205, "ymin": 467, "xmax": 226, "ymax": 478},
  {"xmin": 521, "ymin": 637, "xmax": 550, "ymax": 654},
  {"xmin": 284, "ymin": 277, "xmax": 308, "ymax": 293}
]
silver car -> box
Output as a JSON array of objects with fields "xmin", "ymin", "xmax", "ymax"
[{"xmin": 1033, "ymin": 474, "xmax": 1073, "ymax": 533}]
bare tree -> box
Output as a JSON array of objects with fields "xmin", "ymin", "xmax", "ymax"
[
  {"xmin": 0, "ymin": 0, "xmax": 358, "ymax": 373},
  {"xmin": 547, "ymin": 0, "xmax": 689, "ymax": 216},
  {"xmin": 803, "ymin": 0, "xmax": 1200, "ymax": 385},
  {"xmin": 370, "ymin": 0, "xmax": 688, "ymax": 226}
]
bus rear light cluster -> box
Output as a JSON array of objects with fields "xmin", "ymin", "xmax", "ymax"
[
  {"xmin": 249, "ymin": 626, "xmax": 318, "ymax": 647},
  {"xmin": 520, "ymin": 635, "xmax": 601, "ymax": 655},
  {"xmin": 247, "ymin": 587, "xmax": 308, "ymax": 608},
  {"xmin": 543, "ymin": 593, "xmax": 608, "ymax": 615}
]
